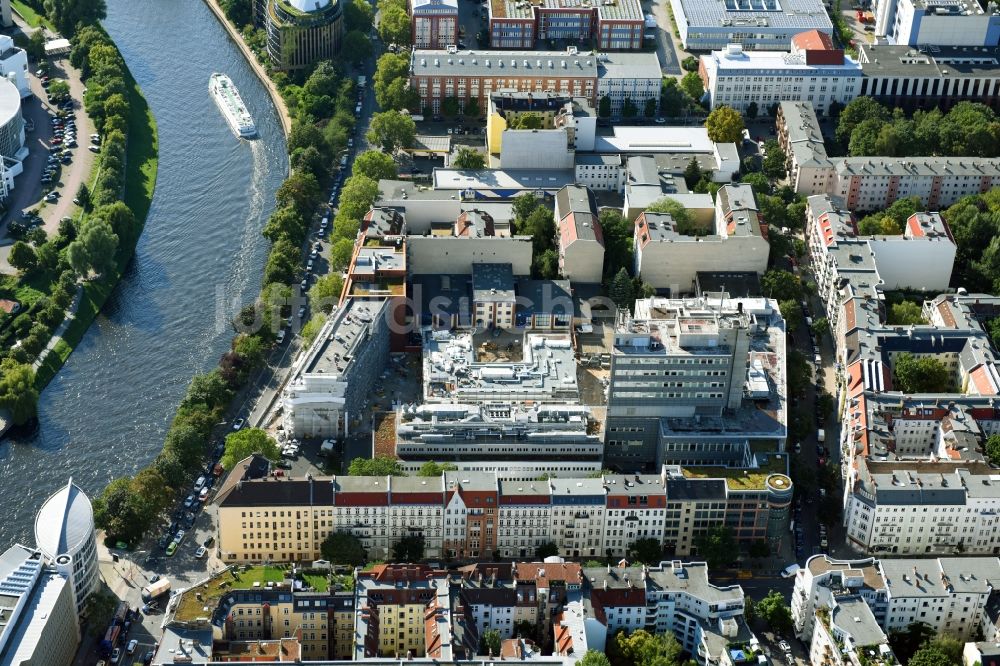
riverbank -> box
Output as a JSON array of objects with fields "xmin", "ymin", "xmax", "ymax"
[
  {"xmin": 200, "ymin": 0, "xmax": 291, "ymax": 136},
  {"xmin": 33, "ymin": 65, "xmax": 159, "ymax": 389}
]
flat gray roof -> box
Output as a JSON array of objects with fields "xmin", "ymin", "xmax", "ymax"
[
  {"xmin": 675, "ymin": 0, "xmax": 832, "ymax": 30},
  {"xmin": 298, "ymin": 299, "xmax": 389, "ymax": 378},
  {"xmin": 859, "ymin": 43, "xmax": 1000, "ymax": 78},
  {"xmin": 413, "ymin": 49, "xmax": 600, "ymax": 78}
]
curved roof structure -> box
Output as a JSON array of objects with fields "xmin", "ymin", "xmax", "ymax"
[
  {"xmin": 34, "ymin": 479, "xmax": 94, "ymax": 558},
  {"xmin": 285, "ymin": 0, "xmax": 332, "ymax": 12},
  {"xmin": 0, "ymin": 76, "xmax": 19, "ymax": 127}
]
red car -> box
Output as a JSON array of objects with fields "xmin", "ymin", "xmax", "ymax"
[{"xmin": 50, "ymin": 137, "xmax": 62, "ymax": 145}]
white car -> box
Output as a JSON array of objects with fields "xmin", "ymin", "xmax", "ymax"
[
  {"xmin": 778, "ymin": 640, "xmax": 791, "ymax": 653},
  {"xmin": 195, "ymin": 546, "xmax": 207, "ymax": 558},
  {"xmin": 127, "ymin": 639, "xmax": 138, "ymax": 654}
]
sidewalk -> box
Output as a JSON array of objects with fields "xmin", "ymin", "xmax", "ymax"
[{"xmin": 31, "ymin": 285, "xmax": 81, "ymax": 370}]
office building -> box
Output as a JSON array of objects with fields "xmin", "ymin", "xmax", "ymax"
[
  {"xmin": 857, "ymin": 43, "xmax": 1000, "ymax": 111},
  {"xmin": 410, "ymin": 0, "xmax": 458, "ymax": 49},
  {"xmin": 0, "ymin": 545, "xmax": 80, "ymax": 666},
  {"xmin": 874, "ymin": 0, "xmax": 1000, "ymax": 46},
  {"xmin": 280, "ymin": 298, "xmax": 391, "ymax": 439},
  {"xmin": 700, "ymin": 32, "xmax": 862, "ymax": 114},
  {"xmin": 410, "ymin": 48, "xmax": 660, "ymax": 119},
  {"xmin": 487, "ymin": 0, "xmax": 645, "ymax": 49},
  {"xmin": 669, "ymin": 0, "xmax": 833, "ymax": 50},
  {"xmin": 794, "ymin": 555, "xmax": 1000, "ymax": 643},
  {"xmin": 33, "ymin": 479, "xmax": 98, "ymax": 613},
  {"xmin": 633, "ymin": 184, "xmax": 770, "ymax": 294},
  {"xmin": 575, "ymin": 154, "xmax": 624, "ymax": 191},
  {"xmin": 605, "ymin": 295, "xmax": 787, "ymax": 468},
  {"xmin": 214, "ymin": 465, "xmax": 792, "ymax": 564},
  {"xmin": 253, "ymin": 0, "xmax": 344, "ymax": 71},
  {"xmin": 0, "ymin": 36, "xmax": 29, "ymax": 98},
  {"xmin": 555, "ymin": 184, "xmax": 604, "ymax": 284}
]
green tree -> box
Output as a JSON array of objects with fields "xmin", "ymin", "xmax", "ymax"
[
  {"xmin": 520, "ymin": 206, "xmax": 556, "ymax": 253},
  {"xmin": 889, "ymin": 623, "xmax": 935, "ymax": 664},
  {"xmin": 342, "ymin": 30, "xmax": 372, "ymax": 62},
  {"xmin": 756, "ymin": 590, "xmax": 793, "ymax": 632},
  {"xmin": 682, "ymin": 55, "xmax": 698, "ymax": 71},
  {"xmin": 888, "ymin": 301, "xmax": 925, "ymax": 326},
  {"xmin": 321, "ymin": 532, "xmax": 367, "ymax": 566},
  {"xmin": 417, "ymin": 460, "xmax": 458, "ymax": 476},
  {"xmin": 986, "ymin": 434, "xmax": 1000, "ymax": 466},
  {"xmin": 353, "ymin": 150, "xmax": 397, "ymax": 181},
  {"xmin": 811, "ymin": 316, "xmax": 829, "ymax": 340},
  {"xmin": 366, "ymin": 110, "xmax": 416, "ymax": 153},
  {"xmin": 508, "ymin": 112, "xmax": 544, "ymax": 129},
  {"xmin": 622, "ymin": 98, "xmax": 638, "ymax": 118},
  {"xmin": 694, "ymin": 525, "xmax": 737, "ymax": 568},
  {"xmin": 378, "ymin": 4, "xmax": 411, "ymax": 45},
  {"xmin": 628, "ymin": 537, "xmax": 662, "ymax": 565},
  {"xmin": 908, "ymin": 645, "xmax": 954, "ymax": 666},
  {"xmin": 221, "ymin": 0, "xmax": 253, "ymax": 25},
  {"xmin": 683, "ymin": 157, "xmax": 702, "ymax": 190},
  {"xmin": 44, "ymin": 0, "xmax": 107, "ymax": 36},
  {"xmin": 740, "ymin": 171, "xmax": 771, "ymax": 195},
  {"xmin": 610, "ymin": 268, "xmax": 634, "ymax": 310},
  {"xmin": 76, "ymin": 182, "xmax": 91, "ymax": 211},
  {"xmin": 748, "ymin": 540, "xmax": 770, "ymax": 559},
  {"xmin": 644, "ymin": 97, "xmax": 657, "ymax": 118},
  {"xmin": 182, "ymin": 369, "xmax": 232, "ymax": 410},
  {"xmin": 344, "ymin": 0, "xmax": 374, "ymax": 31},
  {"xmin": 646, "ymin": 197, "xmax": 700, "ymax": 235},
  {"xmin": 0, "ymin": 360, "xmax": 38, "ymax": 425},
  {"xmin": 348, "ymin": 456, "xmax": 406, "ymax": 475},
  {"xmin": 576, "ymin": 650, "xmax": 612, "ymax": 666},
  {"xmin": 680, "ymin": 71, "xmax": 704, "ymax": 102},
  {"xmin": 532, "ymin": 248, "xmax": 559, "ymax": 279},
  {"xmin": 309, "ymin": 273, "xmax": 344, "ymax": 313},
  {"xmin": 893, "ymin": 353, "xmax": 953, "ymax": 393},
  {"xmin": 858, "ymin": 213, "xmax": 902, "ymax": 236},
  {"xmin": 762, "ymin": 140, "xmax": 787, "ymax": 179},
  {"xmin": 221, "ymin": 428, "xmax": 281, "ymax": 469},
  {"xmin": 329, "ymin": 237, "xmax": 356, "ymax": 271},
  {"xmin": 67, "ymin": 220, "xmax": 118, "ymax": 278},
  {"xmin": 599, "ymin": 209, "xmax": 633, "ymax": 278},
  {"xmin": 8, "ymin": 241, "xmax": 37, "ymax": 273},
  {"xmin": 441, "ymin": 96, "xmax": 461, "ymax": 118},
  {"xmin": 391, "ymin": 535, "xmax": 425, "ymax": 561},
  {"xmin": 47, "ymin": 79, "xmax": 70, "ymax": 99},
  {"xmin": 615, "ymin": 629, "xmax": 684, "ymax": 666},
  {"xmin": 94, "ymin": 201, "xmax": 139, "ymax": 248},
  {"xmin": 276, "ymin": 170, "xmax": 321, "ymax": 218},
  {"xmin": 598, "ymin": 96, "xmax": 611, "ymax": 118},
  {"xmin": 780, "ymin": 300, "xmax": 802, "ymax": 333},
  {"xmin": 452, "ymin": 146, "xmax": 486, "ymax": 169},
  {"xmin": 300, "ymin": 314, "xmax": 325, "ymax": 346},
  {"xmin": 838, "ymin": 98, "xmax": 890, "ymax": 147},
  {"xmin": 338, "ymin": 174, "xmax": 381, "ymax": 221},
  {"xmin": 93, "ymin": 477, "xmax": 154, "ymax": 545},
  {"xmin": 481, "ymin": 629, "xmax": 502, "ymax": 657},
  {"xmin": 761, "ymin": 269, "xmax": 802, "ymax": 301},
  {"xmin": 746, "ymin": 101, "xmax": 758, "ymax": 120},
  {"xmin": 705, "ymin": 105, "xmax": 744, "ymax": 144},
  {"xmin": 536, "ymin": 541, "xmax": 559, "ymax": 558},
  {"xmin": 263, "ymin": 206, "xmax": 307, "ymax": 245}
]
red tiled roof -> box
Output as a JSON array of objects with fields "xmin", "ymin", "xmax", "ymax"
[{"xmin": 792, "ymin": 29, "xmax": 835, "ymax": 51}]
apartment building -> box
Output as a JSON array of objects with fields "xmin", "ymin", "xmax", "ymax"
[
  {"xmin": 472, "ymin": 262, "xmax": 517, "ymax": 329},
  {"xmin": 555, "ymin": 184, "xmax": 605, "ymax": 284},
  {"xmin": 215, "ymin": 463, "xmax": 792, "ymax": 563},
  {"xmin": 794, "ymin": 555, "xmax": 1000, "ymax": 644},
  {"xmin": 410, "ymin": 0, "xmax": 458, "ymax": 49},
  {"xmin": 874, "ymin": 0, "xmax": 1000, "ymax": 45},
  {"xmin": 280, "ymin": 298, "xmax": 391, "ymax": 439},
  {"xmin": 0, "ymin": 545, "xmax": 80, "ymax": 666},
  {"xmin": 632, "ymin": 186, "xmax": 770, "ymax": 294},
  {"xmin": 605, "ymin": 295, "xmax": 787, "ymax": 469},
  {"xmin": 778, "ymin": 101, "xmax": 1000, "ymax": 207},
  {"xmin": 623, "ymin": 154, "xmax": 717, "ymax": 222},
  {"xmin": 487, "ymin": 0, "xmax": 645, "ymax": 50},
  {"xmin": 355, "ymin": 565, "xmax": 453, "ymax": 660},
  {"xmin": 808, "ymin": 594, "xmax": 896, "ymax": 666},
  {"xmin": 410, "ymin": 48, "xmax": 660, "ymax": 119},
  {"xmin": 486, "ymin": 92, "xmax": 597, "ymax": 167},
  {"xmin": 700, "ymin": 32, "xmax": 862, "ymax": 114},
  {"xmin": 670, "ymin": 0, "xmax": 833, "ymax": 50}
]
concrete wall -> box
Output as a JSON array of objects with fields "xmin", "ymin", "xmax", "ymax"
[
  {"xmin": 562, "ymin": 239, "xmax": 605, "ymax": 284},
  {"xmin": 375, "ymin": 196, "xmax": 463, "ymax": 233},
  {"xmin": 635, "ymin": 236, "xmax": 770, "ymax": 294},
  {"xmin": 867, "ymin": 237, "xmax": 956, "ymax": 291},
  {"xmin": 499, "ymin": 130, "xmax": 574, "ymax": 169},
  {"xmin": 408, "ymin": 235, "xmax": 533, "ymax": 274}
]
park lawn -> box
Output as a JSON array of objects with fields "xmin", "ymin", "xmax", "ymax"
[{"xmin": 11, "ymin": 0, "xmax": 53, "ymax": 29}]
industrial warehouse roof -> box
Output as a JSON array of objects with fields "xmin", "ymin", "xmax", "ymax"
[
  {"xmin": 674, "ymin": 0, "xmax": 832, "ymax": 30},
  {"xmin": 33, "ymin": 479, "xmax": 94, "ymax": 559}
]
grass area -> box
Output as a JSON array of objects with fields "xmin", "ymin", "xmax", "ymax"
[
  {"xmin": 11, "ymin": 0, "xmax": 53, "ymax": 29},
  {"xmin": 299, "ymin": 572, "xmax": 330, "ymax": 592},
  {"xmin": 175, "ymin": 566, "xmax": 288, "ymax": 622},
  {"xmin": 33, "ymin": 65, "xmax": 159, "ymax": 390},
  {"xmin": 683, "ymin": 455, "xmax": 789, "ymax": 490}
]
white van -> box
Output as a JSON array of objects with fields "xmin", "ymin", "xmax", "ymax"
[{"xmin": 193, "ymin": 475, "xmax": 207, "ymax": 492}]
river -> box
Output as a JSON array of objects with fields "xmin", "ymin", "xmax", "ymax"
[{"xmin": 0, "ymin": 0, "xmax": 287, "ymax": 547}]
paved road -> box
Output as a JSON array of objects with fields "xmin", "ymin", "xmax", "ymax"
[{"xmin": 645, "ymin": 0, "xmax": 683, "ymax": 76}]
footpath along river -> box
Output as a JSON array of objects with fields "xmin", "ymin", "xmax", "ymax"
[{"xmin": 0, "ymin": 0, "xmax": 287, "ymax": 546}]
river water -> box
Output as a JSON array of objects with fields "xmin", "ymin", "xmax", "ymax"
[{"xmin": 0, "ymin": 0, "xmax": 287, "ymax": 547}]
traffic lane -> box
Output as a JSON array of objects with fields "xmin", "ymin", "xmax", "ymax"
[{"xmin": 644, "ymin": 0, "xmax": 681, "ymax": 76}]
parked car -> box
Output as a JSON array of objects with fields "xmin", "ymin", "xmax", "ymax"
[
  {"xmin": 127, "ymin": 639, "xmax": 138, "ymax": 654},
  {"xmin": 195, "ymin": 546, "xmax": 207, "ymax": 559},
  {"xmin": 183, "ymin": 495, "xmax": 194, "ymax": 508},
  {"xmin": 165, "ymin": 542, "xmax": 177, "ymax": 557},
  {"xmin": 231, "ymin": 418, "xmax": 245, "ymax": 430}
]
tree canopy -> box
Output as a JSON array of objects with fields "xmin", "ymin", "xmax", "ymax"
[
  {"xmin": 756, "ymin": 590, "xmax": 793, "ymax": 632},
  {"xmin": 221, "ymin": 428, "xmax": 281, "ymax": 469},
  {"xmin": 704, "ymin": 106, "xmax": 744, "ymax": 144},
  {"xmin": 352, "ymin": 150, "xmax": 397, "ymax": 181},
  {"xmin": 416, "ymin": 461, "xmax": 458, "ymax": 476},
  {"xmin": 366, "ymin": 111, "xmax": 416, "ymax": 152},
  {"xmin": 321, "ymin": 532, "xmax": 367, "ymax": 566},
  {"xmin": 893, "ymin": 352, "xmax": 953, "ymax": 393},
  {"xmin": 348, "ymin": 456, "xmax": 406, "ymax": 476},
  {"xmin": 391, "ymin": 534, "xmax": 425, "ymax": 561},
  {"xmin": 693, "ymin": 526, "xmax": 736, "ymax": 568},
  {"xmin": 452, "ymin": 146, "xmax": 486, "ymax": 170}
]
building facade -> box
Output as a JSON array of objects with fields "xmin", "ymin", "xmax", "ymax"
[
  {"xmin": 411, "ymin": 0, "xmax": 458, "ymax": 49},
  {"xmin": 555, "ymin": 184, "xmax": 605, "ymax": 284},
  {"xmin": 874, "ymin": 0, "xmax": 1000, "ymax": 46},
  {"xmin": 33, "ymin": 479, "xmax": 98, "ymax": 613},
  {"xmin": 254, "ymin": 0, "xmax": 344, "ymax": 71},
  {"xmin": 487, "ymin": 0, "xmax": 645, "ymax": 50}
]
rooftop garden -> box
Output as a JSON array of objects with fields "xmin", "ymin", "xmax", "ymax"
[
  {"xmin": 174, "ymin": 565, "xmax": 288, "ymax": 623},
  {"xmin": 682, "ymin": 455, "xmax": 788, "ymax": 490}
]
